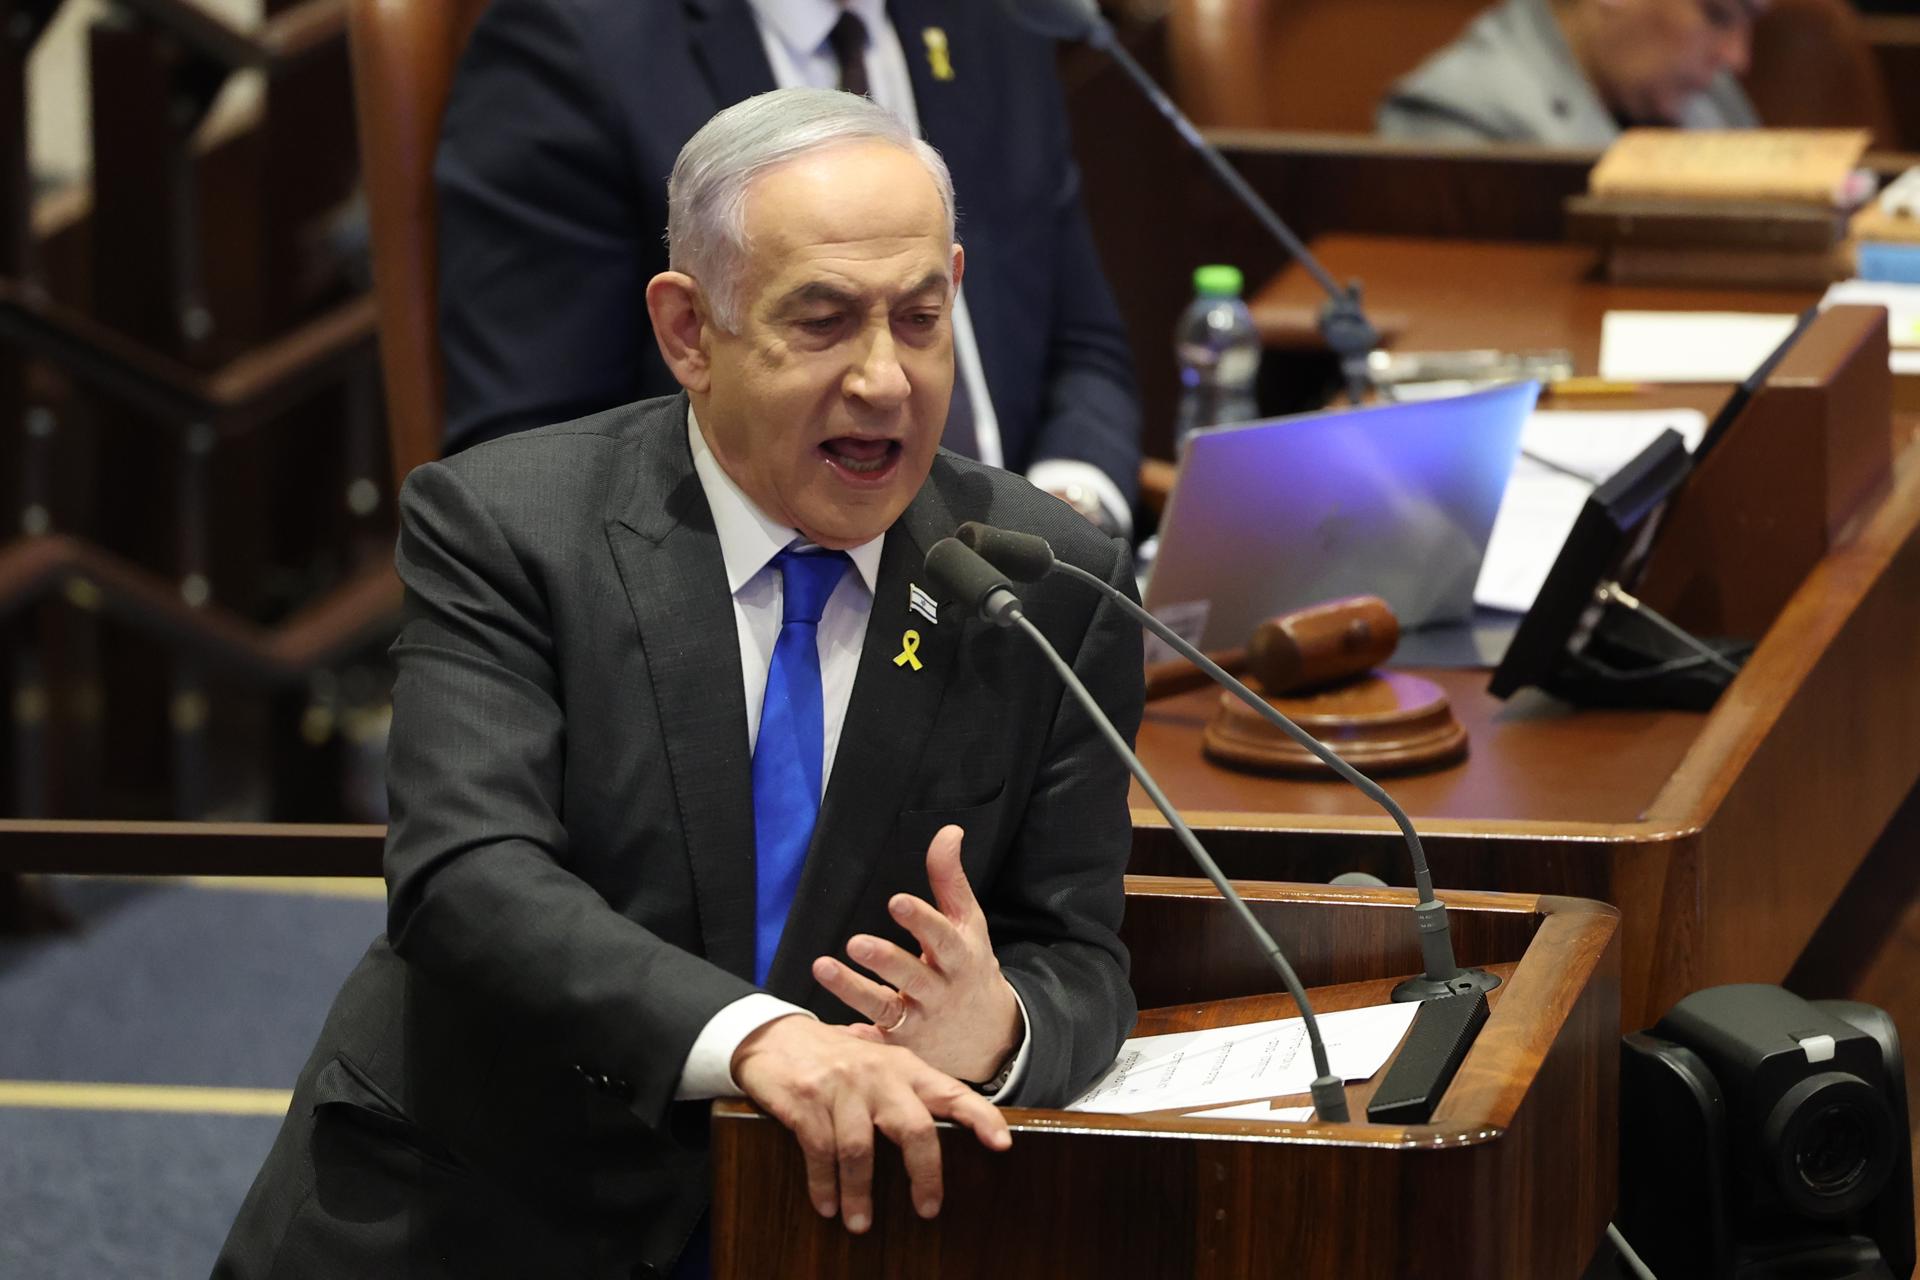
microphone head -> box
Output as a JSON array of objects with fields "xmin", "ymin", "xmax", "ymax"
[
  {"xmin": 995, "ymin": 0, "xmax": 1103, "ymax": 41},
  {"xmin": 956, "ymin": 522, "xmax": 1056, "ymax": 582},
  {"xmin": 925, "ymin": 538, "xmax": 1019, "ymax": 624}
]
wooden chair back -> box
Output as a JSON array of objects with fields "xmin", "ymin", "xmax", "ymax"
[{"xmin": 345, "ymin": 0, "xmax": 492, "ymax": 497}]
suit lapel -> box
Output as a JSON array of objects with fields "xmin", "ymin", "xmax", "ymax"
[
  {"xmin": 763, "ymin": 462, "xmax": 965, "ymax": 1000},
  {"xmin": 605, "ymin": 401, "xmax": 758, "ymax": 981},
  {"xmin": 890, "ymin": 0, "xmax": 986, "ymax": 160},
  {"xmin": 684, "ymin": 0, "xmax": 778, "ymax": 108}
]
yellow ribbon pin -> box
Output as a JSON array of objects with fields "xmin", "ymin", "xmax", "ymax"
[
  {"xmin": 894, "ymin": 629, "xmax": 923, "ymax": 671},
  {"xmin": 923, "ymin": 27, "xmax": 954, "ymax": 82}
]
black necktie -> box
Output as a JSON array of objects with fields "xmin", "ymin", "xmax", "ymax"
[{"xmin": 828, "ymin": 10, "xmax": 870, "ymax": 97}]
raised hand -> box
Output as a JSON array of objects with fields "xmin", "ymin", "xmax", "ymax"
[{"xmin": 812, "ymin": 824, "xmax": 1022, "ymax": 1084}]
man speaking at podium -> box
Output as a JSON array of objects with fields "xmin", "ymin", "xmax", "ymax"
[{"xmin": 216, "ymin": 89, "xmax": 1141, "ymax": 1278}]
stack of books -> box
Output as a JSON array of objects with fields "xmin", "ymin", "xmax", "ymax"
[{"xmin": 1565, "ymin": 129, "xmax": 1871, "ymax": 290}]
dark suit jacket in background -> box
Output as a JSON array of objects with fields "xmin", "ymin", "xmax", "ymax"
[
  {"xmin": 215, "ymin": 394, "xmax": 1142, "ymax": 1279},
  {"xmin": 436, "ymin": 0, "xmax": 1143, "ymax": 506}
]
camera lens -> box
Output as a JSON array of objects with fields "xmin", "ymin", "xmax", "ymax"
[
  {"xmin": 1795, "ymin": 1102, "xmax": 1871, "ymax": 1197},
  {"xmin": 1765, "ymin": 1072, "xmax": 1895, "ymax": 1219}
]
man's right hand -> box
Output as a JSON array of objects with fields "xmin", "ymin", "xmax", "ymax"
[{"xmin": 730, "ymin": 1014, "xmax": 1012, "ymax": 1234}]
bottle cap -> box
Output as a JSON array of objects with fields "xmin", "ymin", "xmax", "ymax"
[{"xmin": 1192, "ymin": 264, "xmax": 1244, "ymax": 298}]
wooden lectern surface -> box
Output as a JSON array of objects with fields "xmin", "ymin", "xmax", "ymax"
[
  {"xmin": 710, "ymin": 880, "xmax": 1620, "ymax": 1279},
  {"xmin": 1130, "ymin": 237, "xmax": 1920, "ymax": 1038}
]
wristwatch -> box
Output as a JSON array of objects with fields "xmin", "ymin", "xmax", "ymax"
[{"xmin": 968, "ymin": 1049, "xmax": 1018, "ymax": 1096}]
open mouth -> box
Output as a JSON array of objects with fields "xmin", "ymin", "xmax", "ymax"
[{"xmin": 820, "ymin": 436, "xmax": 902, "ymax": 480}]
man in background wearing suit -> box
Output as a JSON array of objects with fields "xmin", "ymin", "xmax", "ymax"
[
  {"xmin": 1377, "ymin": 0, "xmax": 1764, "ymax": 145},
  {"xmin": 216, "ymin": 88, "xmax": 1140, "ymax": 1278},
  {"xmin": 438, "ymin": 0, "xmax": 1142, "ymax": 536}
]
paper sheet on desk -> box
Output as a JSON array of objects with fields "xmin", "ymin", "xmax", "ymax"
[
  {"xmin": 1474, "ymin": 409, "xmax": 1708, "ymax": 613},
  {"xmin": 1599, "ymin": 311, "xmax": 1798, "ymax": 383},
  {"xmin": 1065, "ymin": 1001, "xmax": 1419, "ymax": 1116}
]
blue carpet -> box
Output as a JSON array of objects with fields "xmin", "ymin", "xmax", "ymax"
[
  {"xmin": 0, "ymin": 879, "xmax": 383, "ymax": 1085},
  {"xmin": 0, "ymin": 878, "xmax": 386, "ymax": 1276},
  {"xmin": 0, "ymin": 1109, "xmax": 283, "ymax": 1280}
]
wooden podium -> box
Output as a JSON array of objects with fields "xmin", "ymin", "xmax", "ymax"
[{"xmin": 709, "ymin": 878, "xmax": 1620, "ymax": 1279}]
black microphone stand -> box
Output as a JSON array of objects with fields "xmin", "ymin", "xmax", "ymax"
[
  {"xmin": 926, "ymin": 540, "xmax": 1353, "ymax": 1123},
  {"xmin": 1076, "ymin": 17, "xmax": 1379, "ymax": 404}
]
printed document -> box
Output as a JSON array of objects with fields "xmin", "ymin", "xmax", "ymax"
[{"xmin": 1066, "ymin": 1001, "xmax": 1420, "ymax": 1116}]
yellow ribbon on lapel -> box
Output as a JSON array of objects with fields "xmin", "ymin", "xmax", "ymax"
[
  {"xmin": 894, "ymin": 629, "xmax": 924, "ymax": 671},
  {"xmin": 922, "ymin": 27, "xmax": 954, "ymax": 82}
]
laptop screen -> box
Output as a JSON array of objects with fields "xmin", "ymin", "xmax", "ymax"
[{"xmin": 1142, "ymin": 382, "xmax": 1538, "ymax": 654}]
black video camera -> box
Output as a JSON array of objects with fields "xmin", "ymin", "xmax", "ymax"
[{"xmin": 1619, "ymin": 984, "xmax": 1913, "ymax": 1280}]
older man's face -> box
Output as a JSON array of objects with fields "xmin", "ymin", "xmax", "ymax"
[
  {"xmin": 693, "ymin": 140, "xmax": 958, "ymax": 550},
  {"xmin": 1596, "ymin": 0, "xmax": 1764, "ymax": 124}
]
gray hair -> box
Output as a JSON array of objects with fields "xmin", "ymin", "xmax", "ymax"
[{"xmin": 666, "ymin": 87, "xmax": 957, "ymax": 331}]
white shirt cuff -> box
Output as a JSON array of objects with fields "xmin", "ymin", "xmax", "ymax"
[
  {"xmin": 1025, "ymin": 459, "xmax": 1133, "ymax": 539},
  {"xmin": 674, "ymin": 993, "xmax": 815, "ymax": 1100},
  {"xmin": 984, "ymin": 984, "xmax": 1033, "ymax": 1103}
]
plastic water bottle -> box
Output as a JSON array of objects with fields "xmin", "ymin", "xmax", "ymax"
[{"xmin": 1172, "ymin": 264, "xmax": 1261, "ymax": 450}]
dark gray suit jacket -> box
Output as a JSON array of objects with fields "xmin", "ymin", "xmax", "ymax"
[{"xmin": 216, "ymin": 394, "xmax": 1141, "ymax": 1279}]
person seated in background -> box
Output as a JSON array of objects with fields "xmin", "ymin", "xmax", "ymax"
[
  {"xmin": 215, "ymin": 89, "xmax": 1141, "ymax": 1278},
  {"xmin": 1377, "ymin": 0, "xmax": 1766, "ymax": 146},
  {"xmin": 436, "ymin": 0, "xmax": 1143, "ymax": 537}
]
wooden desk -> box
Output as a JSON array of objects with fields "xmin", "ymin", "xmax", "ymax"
[
  {"xmin": 1131, "ymin": 235, "xmax": 1920, "ymax": 1042},
  {"xmin": 1254, "ymin": 234, "xmax": 1920, "ymax": 425}
]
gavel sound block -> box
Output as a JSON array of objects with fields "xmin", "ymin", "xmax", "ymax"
[{"xmin": 1145, "ymin": 596, "xmax": 1468, "ymax": 778}]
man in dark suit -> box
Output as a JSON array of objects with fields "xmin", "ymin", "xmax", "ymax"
[
  {"xmin": 217, "ymin": 89, "xmax": 1140, "ymax": 1277},
  {"xmin": 437, "ymin": 0, "xmax": 1143, "ymax": 535}
]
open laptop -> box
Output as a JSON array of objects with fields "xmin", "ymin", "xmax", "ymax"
[{"xmin": 1141, "ymin": 381, "xmax": 1538, "ymax": 655}]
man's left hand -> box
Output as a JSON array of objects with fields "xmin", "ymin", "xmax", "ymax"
[{"xmin": 813, "ymin": 824, "xmax": 1021, "ymax": 1086}]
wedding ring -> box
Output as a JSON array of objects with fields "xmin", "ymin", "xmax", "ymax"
[{"xmin": 884, "ymin": 1004, "xmax": 912, "ymax": 1034}]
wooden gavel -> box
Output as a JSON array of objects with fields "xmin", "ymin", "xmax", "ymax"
[{"xmin": 1145, "ymin": 595, "xmax": 1400, "ymax": 701}]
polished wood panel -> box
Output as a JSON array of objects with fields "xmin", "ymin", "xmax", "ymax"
[
  {"xmin": 0, "ymin": 819, "xmax": 384, "ymax": 876},
  {"xmin": 1636, "ymin": 305, "xmax": 1894, "ymax": 639},
  {"xmin": 1141, "ymin": 672, "xmax": 1697, "ymax": 824},
  {"xmin": 710, "ymin": 881, "xmax": 1620, "ymax": 1279}
]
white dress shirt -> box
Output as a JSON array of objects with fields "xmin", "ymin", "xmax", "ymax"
[
  {"xmin": 675, "ymin": 408, "xmax": 1030, "ymax": 1101},
  {"xmin": 744, "ymin": 0, "xmax": 1131, "ymax": 534}
]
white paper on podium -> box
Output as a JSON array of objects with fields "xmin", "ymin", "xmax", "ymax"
[
  {"xmin": 1065, "ymin": 1001, "xmax": 1420, "ymax": 1116},
  {"xmin": 1474, "ymin": 408, "xmax": 1708, "ymax": 613},
  {"xmin": 1598, "ymin": 311, "xmax": 1798, "ymax": 383}
]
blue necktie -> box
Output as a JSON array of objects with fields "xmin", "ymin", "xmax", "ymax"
[{"xmin": 751, "ymin": 548, "xmax": 852, "ymax": 985}]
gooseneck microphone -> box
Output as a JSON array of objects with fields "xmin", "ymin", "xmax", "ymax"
[
  {"xmin": 923, "ymin": 537, "xmax": 1353, "ymax": 1124},
  {"xmin": 957, "ymin": 522, "xmax": 1498, "ymax": 1004},
  {"xmin": 997, "ymin": 0, "xmax": 1379, "ymax": 403}
]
